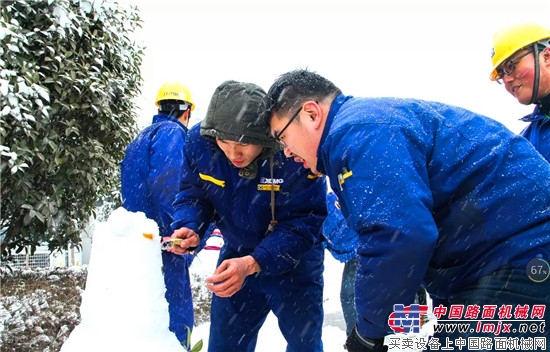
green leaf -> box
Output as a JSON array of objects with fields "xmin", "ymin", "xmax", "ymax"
[{"xmin": 190, "ymin": 340, "xmax": 203, "ymax": 352}]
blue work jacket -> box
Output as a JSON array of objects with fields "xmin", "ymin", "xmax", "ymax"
[
  {"xmin": 317, "ymin": 94, "xmax": 550, "ymax": 339},
  {"xmin": 520, "ymin": 103, "xmax": 550, "ymax": 162},
  {"xmin": 323, "ymin": 191, "xmax": 357, "ymax": 263},
  {"xmin": 121, "ymin": 113, "xmax": 188, "ymax": 238},
  {"xmin": 171, "ymin": 123, "xmax": 327, "ymax": 275}
]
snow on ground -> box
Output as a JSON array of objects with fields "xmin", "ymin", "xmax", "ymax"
[{"xmin": 0, "ymin": 207, "xmax": 432, "ymax": 351}]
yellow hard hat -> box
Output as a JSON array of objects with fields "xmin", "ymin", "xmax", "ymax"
[
  {"xmin": 155, "ymin": 82, "xmax": 195, "ymax": 111},
  {"xmin": 490, "ymin": 23, "xmax": 550, "ymax": 81}
]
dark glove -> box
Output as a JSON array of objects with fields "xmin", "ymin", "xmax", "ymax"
[{"xmin": 344, "ymin": 326, "xmax": 387, "ymax": 352}]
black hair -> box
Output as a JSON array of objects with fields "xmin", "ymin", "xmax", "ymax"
[{"xmin": 262, "ymin": 69, "xmax": 342, "ymax": 122}]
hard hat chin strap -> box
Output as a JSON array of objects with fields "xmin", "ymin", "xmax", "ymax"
[{"xmin": 530, "ymin": 43, "xmax": 541, "ymax": 105}]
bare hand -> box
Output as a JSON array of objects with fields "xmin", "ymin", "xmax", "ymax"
[
  {"xmin": 164, "ymin": 227, "xmax": 200, "ymax": 255},
  {"xmin": 205, "ymin": 256, "xmax": 260, "ymax": 297}
]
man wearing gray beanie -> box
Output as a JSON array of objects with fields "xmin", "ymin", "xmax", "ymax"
[{"xmin": 168, "ymin": 80, "xmax": 327, "ymax": 352}]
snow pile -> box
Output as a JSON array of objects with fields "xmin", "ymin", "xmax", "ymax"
[{"xmin": 60, "ymin": 207, "xmax": 183, "ymax": 352}]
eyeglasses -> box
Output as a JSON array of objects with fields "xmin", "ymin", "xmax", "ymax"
[
  {"xmin": 495, "ymin": 49, "xmax": 533, "ymax": 84},
  {"xmin": 274, "ymin": 106, "xmax": 302, "ymax": 147}
]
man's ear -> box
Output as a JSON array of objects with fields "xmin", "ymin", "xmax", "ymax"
[
  {"xmin": 179, "ymin": 109, "xmax": 191, "ymax": 127},
  {"xmin": 543, "ymin": 47, "xmax": 550, "ymax": 66},
  {"xmin": 303, "ymin": 101, "xmax": 322, "ymax": 128}
]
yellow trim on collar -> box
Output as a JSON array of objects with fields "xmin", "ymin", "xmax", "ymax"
[
  {"xmin": 199, "ymin": 173, "xmax": 225, "ymax": 187},
  {"xmin": 339, "ymin": 170, "xmax": 353, "ymax": 185},
  {"xmin": 308, "ymin": 173, "xmax": 324, "ymax": 179}
]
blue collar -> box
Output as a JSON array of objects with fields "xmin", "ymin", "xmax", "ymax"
[
  {"xmin": 316, "ymin": 94, "xmax": 353, "ymax": 174},
  {"xmin": 521, "ymin": 94, "xmax": 550, "ymax": 122},
  {"xmin": 152, "ymin": 113, "xmax": 188, "ymax": 131}
]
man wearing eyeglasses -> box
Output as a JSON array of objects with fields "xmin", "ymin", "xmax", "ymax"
[
  {"xmin": 261, "ymin": 69, "xmax": 550, "ymax": 351},
  {"xmin": 490, "ymin": 22, "xmax": 550, "ymax": 162},
  {"xmin": 167, "ymin": 80, "xmax": 326, "ymax": 352}
]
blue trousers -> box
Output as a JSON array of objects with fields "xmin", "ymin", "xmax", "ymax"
[
  {"xmin": 341, "ymin": 257, "xmax": 359, "ymax": 335},
  {"xmin": 208, "ymin": 245, "xmax": 325, "ymax": 352},
  {"xmin": 162, "ymin": 251, "xmax": 194, "ymax": 349},
  {"xmin": 433, "ymin": 262, "xmax": 550, "ymax": 350}
]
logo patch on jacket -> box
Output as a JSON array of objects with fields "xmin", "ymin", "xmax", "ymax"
[{"xmin": 257, "ymin": 177, "xmax": 283, "ymax": 191}]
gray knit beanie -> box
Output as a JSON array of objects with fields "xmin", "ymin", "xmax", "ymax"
[{"xmin": 200, "ymin": 80, "xmax": 279, "ymax": 153}]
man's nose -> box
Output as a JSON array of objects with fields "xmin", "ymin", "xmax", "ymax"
[
  {"xmin": 228, "ymin": 145, "xmax": 241, "ymax": 158},
  {"xmin": 503, "ymin": 73, "xmax": 515, "ymax": 84}
]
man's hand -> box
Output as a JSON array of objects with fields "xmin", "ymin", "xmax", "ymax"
[
  {"xmin": 344, "ymin": 327, "xmax": 387, "ymax": 352},
  {"xmin": 164, "ymin": 227, "xmax": 200, "ymax": 255},
  {"xmin": 205, "ymin": 255, "xmax": 260, "ymax": 297}
]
